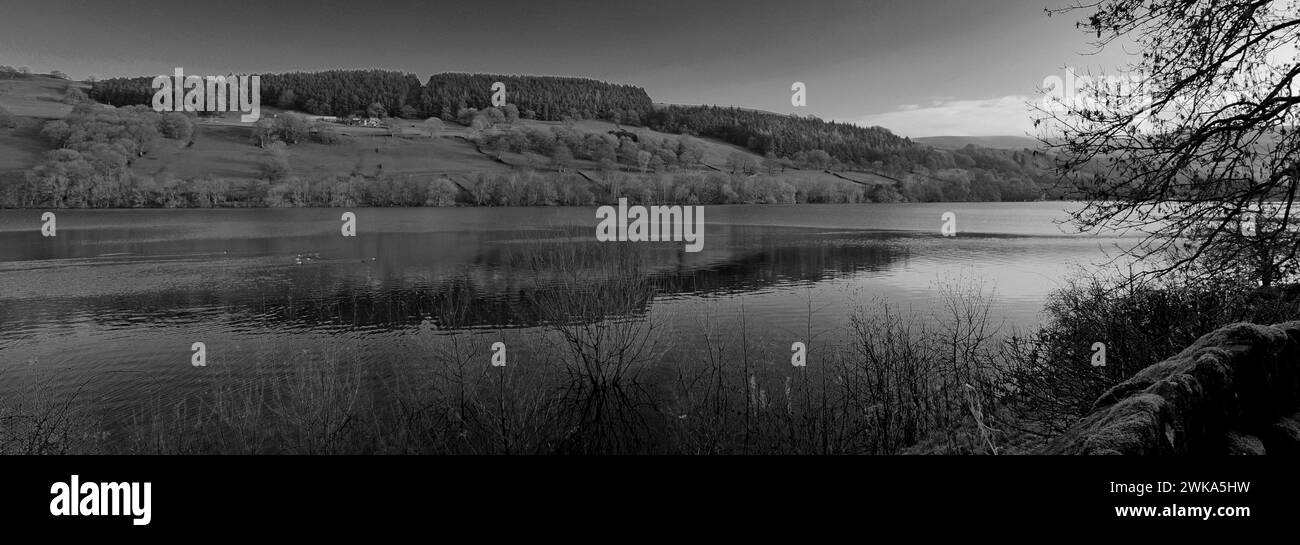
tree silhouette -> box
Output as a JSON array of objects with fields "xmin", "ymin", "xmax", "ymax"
[{"xmin": 1039, "ymin": 0, "xmax": 1300, "ymax": 285}]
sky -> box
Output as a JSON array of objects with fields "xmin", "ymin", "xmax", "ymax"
[{"xmin": 0, "ymin": 0, "xmax": 1136, "ymax": 137}]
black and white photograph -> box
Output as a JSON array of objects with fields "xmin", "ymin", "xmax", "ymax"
[{"xmin": 1, "ymin": 0, "xmax": 1297, "ymax": 532}]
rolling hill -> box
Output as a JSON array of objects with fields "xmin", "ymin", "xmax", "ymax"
[
  {"xmin": 0, "ymin": 70, "xmax": 1081, "ymax": 208},
  {"xmin": 1, "ymin": 74, "xmax": 850, "ymax": 185}
]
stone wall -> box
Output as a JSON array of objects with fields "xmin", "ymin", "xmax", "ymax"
[{"xmin": 1044, "ymin": 321, "xmax": 1300, "ymax": 455}]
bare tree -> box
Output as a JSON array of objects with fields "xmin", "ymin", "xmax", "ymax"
[
  {"xmin": 1038, "ymin": 0, "xmax": 1300, "ymax": 286},
  {"xmin": 423, "ymin": 117, "xmax": 444, "ymax": 139},
  {"xmin": 637, "ymin": 150, "xmax": 652, "ymax": 174}
]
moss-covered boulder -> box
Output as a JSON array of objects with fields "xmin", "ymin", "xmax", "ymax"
[{"xmin": 1044, "ymin": 322, "xmax": 1300, "ymax": 455}]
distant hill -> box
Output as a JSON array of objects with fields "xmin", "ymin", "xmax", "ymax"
[{"xmin": 914, "ymin": 135, "xmax": 1044, "ymax": 150}]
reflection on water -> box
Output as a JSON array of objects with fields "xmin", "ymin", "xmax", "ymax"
[{"xmin": 0, "ymin": 203, "xmax": 1124, "ymax": 420}]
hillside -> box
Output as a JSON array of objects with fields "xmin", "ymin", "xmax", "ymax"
[
  {"xmin": 2, "ymin": 77, "xmax": 891, "ymax": 207},
  {"xmin": 0, "ymin": 76, "xmax": 87, "ymax": 172},
  {"xmin": 0, "ymin": 76, "xmax": 85, "ymax": 119},
  {"xmin": 646, "ymin": 104, "xmax": 913, "ymax": 163},
  {"xmin": 1, "ymin": 74, "xmax": 856, "ymax": 180},
  {"xmin": 128, "ymin": 116, "xmax": 782, "ymax": 182},
  {"xmin": 0, "ymin": 69, "xmax": 1085, "ymax": 208}
]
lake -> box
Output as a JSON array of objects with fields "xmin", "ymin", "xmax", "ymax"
[{"xmin": 0, "ymin": 202, "xmax": 1128, "ymax": 427}]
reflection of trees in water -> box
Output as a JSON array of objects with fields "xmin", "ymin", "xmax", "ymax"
[
  {"xmin": 650, "ymin": 234, "xmax": 907, "ymax": 295},
  {"xmin": 273, "ymin": 232, "xmax": 908, "ymax": 329},
  {"xmin": 550, "ymin": 383, "xmax": 666, "ymax": 454},
  {"xmin": 525, "ymin": 244, "xmax": 670, "ymax": 454},
  {"xmin": 0, "ymin": 231, "xmax": 912, "ymax": 333}
]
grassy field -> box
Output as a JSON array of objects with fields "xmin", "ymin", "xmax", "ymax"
[
  {"xmin": 0, "ymin": 77, "xmax": 86, "ymax": 171},
  {"xmin": 132, "ymin": 122, "xmax": 507, "ymax": 180},
  {"xmin": 0, "ymin": 76, "xmax": 81, "ymax": 118}
]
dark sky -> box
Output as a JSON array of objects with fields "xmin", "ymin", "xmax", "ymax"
[{"xmin": 0, "ymin": 0, "xmax": 1132, "ymax": 136}]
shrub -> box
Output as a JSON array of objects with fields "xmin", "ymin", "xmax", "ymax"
[
  {"xmin": 260, "ymin": 142, "xmax": 292, "ymax": 182},
  {"xmin": 427, "ymin": 178, "xmax": 459, "ymax": 206},
  {"xmin": 997, "ymin": 270, "xmax": 1300, "ymax": 436},
  {"xmin": 312, "ymin": 123, "xmax": 342, "ymax": 145}
]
